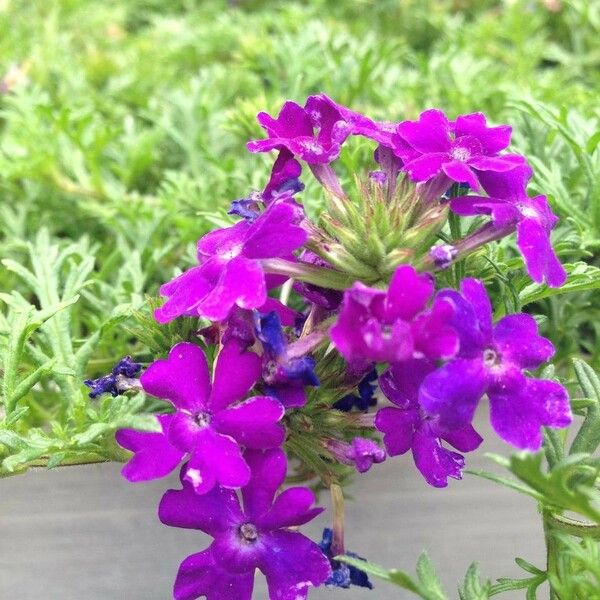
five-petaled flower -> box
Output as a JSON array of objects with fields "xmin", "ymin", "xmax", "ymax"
[
  {"xmin": 419, "ymin": 279, "xmax": 572, "ymax": 450},
  {"xmin": 159, "ymin": 448, "xmax": 331, "ymax": 600},
  {"xmin": 116, "ymin": 341, "xmax": 285, "ymax": 494}
]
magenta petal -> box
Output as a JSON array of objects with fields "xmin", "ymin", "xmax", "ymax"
[
  {"xmin": 454, "ymin": 113, "xmax": 512, "ymax": 154},
  {"xmin": 213, "ymin": 396, "xmax": 285, "ymax": 449},
  {"xmin": 375, "ymin": 407, "xmax": 417, "ymax": 456},
  {"xmin": 242, "ymin": 448, "xmax": 287, "ymax": 519},
  {"xmin": 441, "ymin": 423, "xmax": 483, "ymax": 453},
  {"xmin": 210, "ymin": 341, "xmax": 262, "ymax": 412},
  {"xmin": 243, "ymin": 202, "xmax": 307, "ymax": 259},
  {"xmin": 412, "ymin": 429, "xmax": 465, "ymax": 488},
  {"xmin": 450, "ymin": 196, "xmax": 518, "ymax": 228},
  {"xmin": 469, "ymin": 153, "xmax": 526, "ymax": 172},
  {"xmin": 478, "ymin": 163, "xmax": 533, "ymax": 200},
  {"xmin": 167, "ymin": 412, "xmax": 200, "ymax": 452},
  {"xmin": 403, "ymin": 153, "xmax": 446, "ymax": 181},
  {"xmin": 258, "ymin": 101, "xmax": 314, "ymax": 138},
  {"xmin": 493, "ymin": 314, "xmax": 555, "ymax": 369},
  {"xmin": 516, "ymin": 218, "xmax": 566, "ymax": 287},
  {"xmin": 154, "ymin": 266, "xmax": 213, "ymax": 324},
  {"xmin": 489, "ymin": 378, "xmax": 571, "ymax": 450},
  {"xmin": 191, "ymin": 428, "xmax": 251, "ymax": 490},
  {"xmin": 442, "ymin": 160, "xmax": 480, "ymax": 190},
  {"xmin": 258, "ymin": 297, "xmax": 299, "ymax": 326},
  {"xmin": 412, "ymin": 297, "xmax": 459, "ymax": 360},
  {"xmin": 196, "ymin": 256, "xmax": 267, "ymax": 321},
  {"xmin": 379, "ymin": 359, "xmax": 434, "ymax": 407},
  {"xmin": 419, "ymin": 358, "xmax": 488, "ymax": 429},
  {"xmin": 259, "ymin": 531, "xmax": 332, "ymax": 600},
  {"xmin": 259, "ymin": 487, "xmax": 323, "ymax": 530},
  {"xmin": 271, "ymin": 385, "xmax": 307, "ymax": 408},
  {"xmin": 116, "ymin": 415, "xmax": 184, "ymax": 482},
  {"xmin": 385, "ymin": 265, "xmax": 434, "ymax": 321},
  {"xmin": 197, "ymin": 221, "xmax": 249, "ymax": 261},
  {"xmin": 173, "ymin": 548, "xmax": 254, "ymax": 600},
  {"xmin": 159, "ymin": 478, "xmax": 242, "ymax": 535},
  {"xmin": 141, "ymin": 342, "xmax": 211, "ymax": 412},
  {"xmin": 396, "ymin": 109, "xmax": 451, "ymax": 153}
]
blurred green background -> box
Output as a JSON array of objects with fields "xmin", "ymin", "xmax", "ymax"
[{"xmin": 1, "ymin": 0, "xmax": 600, "ymax": 472}]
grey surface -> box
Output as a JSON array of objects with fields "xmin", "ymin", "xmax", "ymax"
[{"xmin": 1, "ymin": 414, "xmax": 545, "ymax": 600}]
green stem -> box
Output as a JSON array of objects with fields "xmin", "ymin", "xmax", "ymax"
[
  {"xmin": 262, "ymin": 258, "xmax": 355, "ymax": 290},
  {"xmin": 543, "ymin": 511, "xmax": 562, "ymax": 600}
]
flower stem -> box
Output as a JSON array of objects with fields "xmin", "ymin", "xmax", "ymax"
[
  {"xmin": 262, "ymin": 258, "xmax": 355, "ymax": 290},
  {"xmin": 330, "ymin": 483, "xmax": 345, "ymax": 557}
]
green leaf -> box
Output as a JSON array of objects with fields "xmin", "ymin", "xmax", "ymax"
[{"xmin": 458, "ymin": 563, "xmax": 491, "ymax": 600}]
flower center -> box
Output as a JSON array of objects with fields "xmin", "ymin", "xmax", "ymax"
[
  {"xmin": 194, "ymin": 412, "xmax": 211, "ymax": 428},
  {"xmin": 518, "ymin": 203, "xmax": 539, "ymax": 219},
  {"xmin": 450, "ymin": 146, "xmax": 471, "ymax": 162},
  {"xmin": 239, "ymin": 522, "xmax": 258, "ymax": 543},
  {"xmin": 483, "ymin": 348, "xmax": 502, "ymax": 368},
  {"xmin": 299, "ymin": 139, "xmax": 323, "ymax": 154},
  {"xmin": 219, "ymin": 243, "xmax": 243, "ymax": 260}
]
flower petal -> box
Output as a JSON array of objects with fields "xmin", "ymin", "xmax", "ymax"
[
  {"xmin": 259, "ymin": 531, "xmax": 332, "ymax": 600},
  {"xmin": 385, "ymin": 265, "xmax": 434, "ymax": 322},
  {"xmin": 259, "ymin": 487, "xmax": 323, "ymax": 530},
  {"xmin": 196, "ymin": 256, "xmax": 267, "ymax": 321},
  {"xmin": 140, "ymin": 342, "xmax": 211, "ymax": 412},
  {"xmin": 440, "ymin": 423, "xmax": 483, "ymax": 453},
  {"xmin": 242, "ymin": 448, "xmax": 287, "ymax": 519},
  {"xmin": 159, "ymin": 474, "xmax": 242, "ymax": 535},
  {"xmin": 419, "ymin": 358, "xmax": 487, "ymax": 429},
  {"xmin": 442, "ymin": 160, "xmax": 480, "ymax": 191},
  {"xmin": 213, "ymin": 395, "xmax": 285, "ymax": 449},
  {"xmin": 454, "ymin": 113, "xmax": 512, "ymax": 154},
  {"xmin": 493, "ymin": 313, "xmax": 555, "ymax": 369},
  {"xmin": 209, "ymin": 341, "xmax": 262, "ymax": 412},
  {"xmin": 403, "ymin": 153, "xmax": 447, "ymax": 182},
  {"xmin": 173, "ymin": 548, "xmax": 254, "ymax": 600},
  {"xmin": 412, "ymin": 429, "xmax": 466, "ymax": 488},
  {"xmin": 460, "ymin": 278, "xmax": 493, "ymax": 341},
  {"xmin": 489, "ymin": 378, "xmax": 571, "ymax": 450},
  {"xmin": 396, "ymin": 109, "xmax": 452, "ymax": 153},
  {"xmin": 116, "ymin": 415, "xmax": 184, "ymax": 482},
  {"xmin": 375, "ymin": 407, "xmax": 417, "ymax": 456}
]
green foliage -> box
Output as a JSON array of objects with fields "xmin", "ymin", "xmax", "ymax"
[{"xmin": 340, "ymin": 553, "xmax": 492, "ymax": 600}]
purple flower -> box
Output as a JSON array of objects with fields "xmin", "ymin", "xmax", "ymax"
[
  {"xmin": 393, "ymin": 110, "xmax": 524, "ymax": 191},
  {"xmin": 247, "ymin": 100, "xmax": 350, "ymax": 164},
  {"xmin": 429, "ymin": 243, "xmax": 457, "ymax": 270},
  {"xmin": 419, "ymin": 279, "xmax": 572, "ymax": 450},
  {"xmin": 375, "ymin": 359, "xmax": 482, "ymax": 488},
  {"xmin": 324, "ymin": 437, "xmax": 386, "ymax": 474},
  {"xmin": 450, "ymin": 164, "xmax": 566, "ymax": 287},
  {"xmin": 330, "ymin": 265, "xmax": 459, "ymax": 364},
  {"xmin": 247, "ymin": 95, "xmax": 395, "ymax": 165},
  {"xmin": 84, "ymin": 356, "xmax": 141, "ymax": 398},
  {"xmin": 318, "ymin": 528, "xmax": 373, "ymax": 589},
  {"xmin": 116, "ymin": 341, "xmax": 285, "ymax": 494},
  {"xmin": 155, "ymin": 198, "xmax": 307, "ymax": 323},
  {"xmin": 159, "ymin": 448, "xmax": 331, "ymax": 600},
  {"xmin": 255, "ymin": 311, "xmax": 320, "ymax": 408}
]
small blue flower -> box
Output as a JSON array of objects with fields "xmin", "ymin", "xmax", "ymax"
[
  {"xmin": 334, "ymin": 370, "xmax": 378, "ymax": 412},
  {"xmin": 318, "ymin": 528, "xmax": 373, "ymax": 590},
  {"xmin": 84, "ymin": 356, "xmax": 141, "ymax": 399}
]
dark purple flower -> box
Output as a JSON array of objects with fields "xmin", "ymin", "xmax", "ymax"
[
  {"xmin": 393, "ymin": 110, "xmax": 524, "ymax": 191},
  {"xmin": 324, "ymin": 437, "xmax": 386, "ymax": 473},
  {"xmin": 330, "ymin": 265, "xmax": 459, "ymax": 364},
  {"xmin": 155, "ymin": 198, "xmax": 307, "ymax": 323},
  {"xmin": 375, "ymin": 360, "xmax": 482, "ymax": 487},
  {"xmin": 159, "ymin": 448, "xmax": 331, "ymax": 600},
  {"xmin": 419, "ymin": 279, "xmax": 572, "ymax": 450},
  {"xmin": 318, "ymin": 528, "xmax": 373, "ymax": 589},
  {"xmin": 450, "ymin": 164, "xmax": 566, "ymax": 287},
  {"xmin": 116, "ymin": 341, "xmax": 285, "ymax": 494},
  {"xmin": 84, "ymin": 356, "xmax": 141, "ymax": 399},
  {"xmin": 256, "ymin": 311, "xmax": 319, "ymax": 408},
  {"xmin": 333, "ymin": 369, "xmax": 378, "ymax": 412}
]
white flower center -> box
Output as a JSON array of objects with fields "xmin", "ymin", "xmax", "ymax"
[{"xmin": 450, "ymin": 146, "xmax": 471, "ymax": 161}]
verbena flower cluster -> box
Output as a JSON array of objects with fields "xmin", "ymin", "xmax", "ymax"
[{"xmin": 91, "ymin": 95, "xmax": 572, "ymax": 599}]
